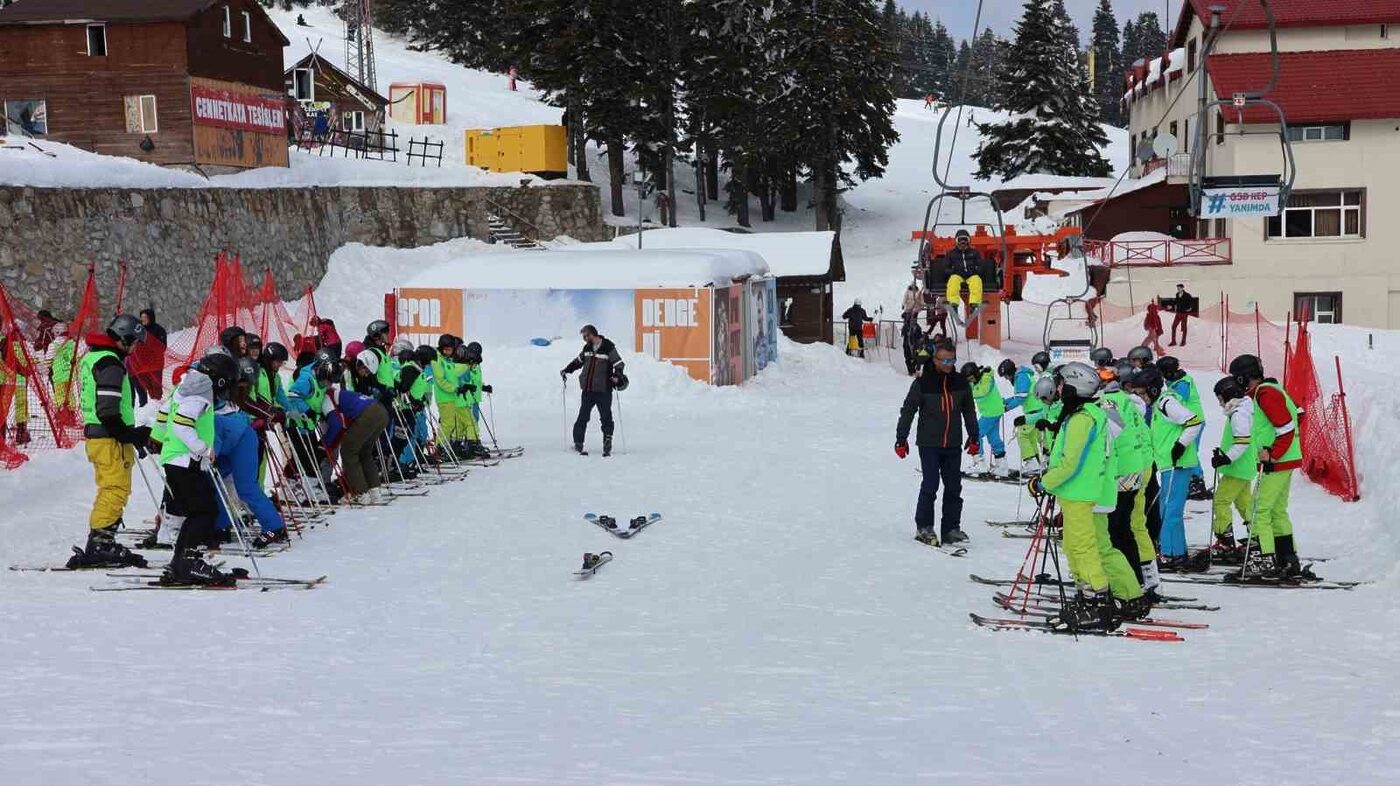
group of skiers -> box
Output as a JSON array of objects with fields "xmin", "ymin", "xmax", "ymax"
[
  {"xmin": 896, "ymin": 339, "xmax": 1309, "ymax": 632},
  {"xmin": 69, "ymin": 314, "xmax": 507, "ymax": 587}
]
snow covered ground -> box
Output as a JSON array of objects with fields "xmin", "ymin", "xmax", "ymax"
[{"xmin": 3, "ymin": 8, "xmax": 1398, "ymax": 784}]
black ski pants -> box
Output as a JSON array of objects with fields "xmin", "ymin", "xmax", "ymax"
[
  {"xmin": 916, "ymin": 446, "xmax": 964, "ymax": 536},
  {"xmin": 1107, "ymin": 488, "xmax": 1143, "ymax": 583},
  {"xmin": 1145, "ymin": 471, "xmax": 1163, "ymax": 547},
  {"xmin": 165, "ymin": 462, "xmax": 218, "ymax": 554},
  {"xmin": 340, "ymin": 404, "xmax": 389, "ymax": 495},
  {"xmin": 573, "ymin": 391, "xmax": 614, "ymax": 445}
]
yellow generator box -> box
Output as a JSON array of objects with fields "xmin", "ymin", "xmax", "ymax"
[{"xmin": 464, "ymin": 124, "xmax": 566, "ymax": 178}]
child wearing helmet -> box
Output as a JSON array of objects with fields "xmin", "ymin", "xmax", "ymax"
[
  {"xmin": 1004, "ymin": 353, "xmax": 1053, "ymax": 476},
  {"xmin": 454, "ymin": 341, "xmax": 493, "ymax": 460},
  {"xmin": 1026, "ymin": 362, "xmax": 1143, "ymax": 630},
  {"xmin": 1131, "ymin": 365, "xmax": 1204, "ymax": 571},
  {"xmin": 964, "ymin": 363, "xmax": 1010, "ymax": 478},
  {"xmin": 1100, "ymin": 365, "xmax": 1160, "ymax": 604},
  {"xmin": 1208, "ymin": 376, "xmax": 1255, "ymax": 565}
]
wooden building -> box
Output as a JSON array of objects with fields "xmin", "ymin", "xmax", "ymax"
[
  {"xmin": 285, "ymin": 52, "xmax": 387, "ymax": 138},
  {"xmin": 0, "ymin": 0, "xmax": 290, "ymax": 169}
]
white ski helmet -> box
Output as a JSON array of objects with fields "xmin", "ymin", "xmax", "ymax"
[
  {"xmin": 1032, "ymin": 376, "xmax": 1057, "ymax": 404},
  {"xmin": 1056, "ymin": 361, "xmax": 1102, "ymax": 400},
  {"xmin": 356, "ymin": 349, "xmax": 380, "ymax": 375}
]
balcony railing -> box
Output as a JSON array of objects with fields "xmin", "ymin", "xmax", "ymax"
[{"xmin": 1082, "ymin": 237, "xmax": 1232, "ymax": 267}]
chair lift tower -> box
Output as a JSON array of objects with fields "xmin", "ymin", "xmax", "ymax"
[{"xmin": 344, "ymin": 0, "xmax": 378, "ymax": 94}]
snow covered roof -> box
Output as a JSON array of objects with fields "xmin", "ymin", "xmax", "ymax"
[
  {"xmin": 401, "ymin": 248, "xmax": 771, "ymax": 290},
  {"xmin": 585, "ymin": 228, "xmax": 837, "ymax": 278},
  {"xmin": 1064, "ymin": 169, "xmax": 1168, "ymax": 210}
]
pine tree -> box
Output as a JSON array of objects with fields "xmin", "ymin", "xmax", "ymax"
[
  {"xmin": 1121, "ymin": 18, "xmax": 1141, "ymax": 66},
  {"xmin": 1090, "ymin": 0, "xmax": 1122, "ymax": 126},
  {"xmin": 965, "ymin": 28, "xmax": 1006, "ymax": 106},
  {"xmin": 975, "ymin": 0, "xmax": 1110, "ymax": 179},
  {"xmin": 1134, "ymin": 12, "xmax": 1167, "ymax": 61}
]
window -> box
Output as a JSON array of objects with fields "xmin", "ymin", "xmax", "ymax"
[
  {"xmin": 1187, "ymin": 39, "xmax": 1198, "ymax": 72},
  {"xmin": 242, "ymin": 11, "xmax": 252, "ymax": 42},
  {"xmin": 1294, "ymin": 292, "xmax": 1342, "ymax": 324},
  {"xmin": 1266, "ymin": 191, "xmax": 1364, "ymax": 240},
  {"xmin": 222, "ymin": 6, "xmax": 231, "ymax": 38},
  {"xmin": 1215, "ymin": 218, "xmax": 1227, "ymax": 238},
  {"xmin": 291, "ymin": 68, "xmax": 314, "ymax": 102},
  {"xmin": 4, "ymin": 99, "xmax": 48, "ymax": 135},
  {"xmin": 86, "ymin": 24, "xmax": 107, "ymax": 56},
  {"xmin": 124, "ymin": 95, "xmax": 158, "ymax": 133},
  {"xmin": 1287, "ymin": 123, "xmax": 1348, "ymax": 142},
  {"xmin": 342, "ymin": 110, "xmax": 365, "ymax": 132}
]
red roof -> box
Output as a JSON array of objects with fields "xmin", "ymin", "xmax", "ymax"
[
  {"xmin": 1173, "ymin": 0, "xmax": 1400, "ymax": 45},
  {"xmin": 1208, "ymin": 49, "xmax": 1400, "ymax": 123}
]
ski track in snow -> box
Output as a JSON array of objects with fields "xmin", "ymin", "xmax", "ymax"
[{"xmin": 3, "ymin": 340, "xmax": 1398, "ymax": 785}]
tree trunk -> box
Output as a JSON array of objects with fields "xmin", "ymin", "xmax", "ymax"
[
  {"xmin": 705, "ymin": 147, "xmax": 719, "ymax": 200},
  {"xmin": 665, "ymin": 145, "xmax": 677, "ymax": 227},
  {"xmin": 813, "ymin": 164, "xmax": 830, "ymax": 231},
  {"xmin": 779, "ymin": 168, "xmax": 797, "ymax": 212},
  {"xmin": 758, "ymin": 177, "xmax": 776, "ymax": 222},
  {"xmin": 732, "ymin": 160, "xmax": 750, "ymax": 228},
  {"xmin": 607, "ymin": 138, "xmax": 625, "ymax": 217}
]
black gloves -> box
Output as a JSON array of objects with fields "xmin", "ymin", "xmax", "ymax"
[
  {"xmin": 1035, "ymin": 419, "xmax": 1054, "ymax": 433},
  {"xmin": 1210, "ymin": 449, "xmax": 1230, "ymax": 469},
  {"xmin": 559, "ymin": 369, "xmax": 569, "ymax": 381},
  {"xmin": 1013, "ymin": 416, "xmax": 1026, "ymax": 428},
  {"xmin": 481, "ymin": 384, "xmax": 492, "ymax": 394},
  {"xmin": 1171, "ymin": 442, "xmax": 1187, "ymax": 464}
]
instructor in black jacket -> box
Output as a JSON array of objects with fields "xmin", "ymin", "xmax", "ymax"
[
  {"xmin": 895, "ymin": 340, "xmax": 980, "ymax": 546},
  {"xmin": 561, "ymin": 324, "xmax": 626, "ymax": 457}
]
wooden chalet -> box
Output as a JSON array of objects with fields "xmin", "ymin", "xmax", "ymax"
[
  {"xmin": 285, "ymin": 51, "xmax": 387, "ymax": 138},
  {"xmin": 0, "ymin": 0, "xmax": 291, "ymax": 169}
]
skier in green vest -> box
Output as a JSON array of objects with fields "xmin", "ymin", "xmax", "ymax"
[
  {"xmin": 1102, "ymin": 362, "xmax": 1159, "ymax": 601},
  {"xmin": 1159, "ymin": 356, "xmax": 1210, "ymax": 500},
  {"xmin": 457, "ymin": 341, "xmax": 494, "ymax": 460},
  {"xmin": 1027, "ymin": 362, "xmax": 1141, "ymax": 631},
  {"xmin": 1208, "ymin": 375, "xmax": 1256, "ymax": 564},
  {"xmin": 1229, "ymin": 353, "xmax": 1309, "ymax": 579},
  {"xmin": 963, "ymin": 362, "xmax": 1009, "ymax": 477},
  {"xmin": 1133, "ymin": 365, "xmax": 1204, "ymax": 570},
  {"xmin": 67, "ymin": 315, "xmax": 152, "ymax": 569},
  {"xmin": 430, "ymin": 334, "xmax": 470, "ymax": 459}
]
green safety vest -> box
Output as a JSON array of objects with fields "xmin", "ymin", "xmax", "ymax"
[
  {"xmin": 373, "ymin": 346, "xmax": 398, "ymax": 391},
  {"xmin": 1022, "ymin": 370, "xmax": 1047, "ymax": 417},
  {"xmin": 408, "ymin": 366, "xmax": 430, "ymax": 402},
  {"xmin": 1251, "ymin": 381, "xmax": 1302, "ymax": 465},
  {"xmin": 1175, "ymin": 374, "xmax": 1205, "ymax": 421},
  {"xmin": 1150, "ymin": 388, "xmax": 1200, "ymax": 469},
  {"xmin": 1046, "ymin": 404, "xmax": 1111, "ymax": 503},
  {"xmin": 160, "ymin": 402, "xmax": 215, "ymax": 464},
  {"xmin": 255, "ymin": 367, "xmax": 273, "ymax": 405},
  {"xmin": 79, "ymin": 349, "xmax": 133, "ymax": 428},
  {"xmin": 1103, "ymin": 390, "xmax": 1152, "ymax": 475},
  {"xmin": 971, "ymin": 372, "xmax": 1004, "ymax": 418},
  {"xmin": 461, "ymin": 363, "xmax": 483, "ymax": 406},
  {"xmin": 431, "ymin": 356, "xmax": 462, "ymax": 405},
  {"xmin": 51, "ymin": 340, "xmax": 76, "ymax": 381},
  {"xmin": 1219, "ymin": 413, "xmax": 1258, "ymax": 481}
]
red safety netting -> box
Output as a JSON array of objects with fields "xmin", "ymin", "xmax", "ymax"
[
  {"xmin": 0, "ymin": 281, "xmax": 81, "ymax": 468},
  {"xmin": 1283, "ymin": 318, "xmax": 1360, "ymax": 502}
]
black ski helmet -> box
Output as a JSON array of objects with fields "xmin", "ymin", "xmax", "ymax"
[
  {"xmin": 462, "ymin": 341, "xmax": 483, "ymax": 364},
  {"xmin": 1228, "ymin": 354, "xmax": 1265, "ymax": 386},
  {"xmin": 1129, "ymin": 366, "xmax": 1165, "ymax": 400},
  {"xmin": 106, "ymin": 314, "xmax": 146, "ymax": 346},
  {"xmin": 260, "ymin": 341, "xmax": 289, "ymax": 365},
  {"xmin": 1114, "ymin": 360, "xmax": 1134, "ymax": 383},
  {"xmin": 997, "ymin": 358, "xmax": 1017, "ymax": 382},
  {"xmin": 219, "ymin": 326, "xmax": 247, "ymax": 356},
  {"xmin": 1127, "ymin": 346, "xmax": 1154, "ymax": 365},
  {"xmin": 195, "ymin": 352, "xmax": 239, "ymax": 394},
  {"xmin": 1156, "ymin": 355, "xmax": 1183, "ymax": 381},
  {"xmin": 236, "ymin": 356, "xmax": 259, "ymax": 387},
  {"xmin": 245, "ymin": 332, "xmax": 263, "ymax": 355},
  {"xmin": 437, "ymin": 333, "xmax": 457, "ymax": 350},
  {"xmin": 396, "ymin": 347, "xmax": 415, "ymax": 364},
  {"xmin": 414, "ymin": 345, "xmax": 437, "ymax": 366},
  {"xmin": 366, "ymin": 319, "xmax": 391, "ymax": 344},
  {"xmin": 1090, "ymin": 347, "xmax": 1114, "ymax": 367},
  {"xmin": 1213, "ymin": 376, "xmax": 1247, "ymax": 403},
  {"xmin": 312, "ymin": 348, "xmax": 338, "ymax": 382},
  {"xmin": 1032, "ymin": 350, "xmax": 1051, "ymax": 371},
  {"xmin": 960, "ymin": 362, "xmax": 981, "ymax": 379}
]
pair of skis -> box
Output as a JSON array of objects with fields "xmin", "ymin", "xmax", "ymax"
[
  {"xmin": 989, "ymin": 591, "xmax": 1211, "ymax": 629},
  {"xmin": 92, "ymin": 574, "xmax": 328, "ymax": 592},
  {"xmin": 968, "ymin": 613, "xmax": 1185, "ymax": 642}
]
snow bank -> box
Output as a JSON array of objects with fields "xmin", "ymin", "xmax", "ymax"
[
  {"xmin": 319, "ymin": 238, "xmax": 509, "ymax": 331},
  {"xmin": 584, "ymin": 227, "xmax": 836, "ymax": 277},
  {"xmin": 406, "ymin": 247, "xmax": 769, "ymax": 290}
]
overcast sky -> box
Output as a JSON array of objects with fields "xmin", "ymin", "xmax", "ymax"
[{"xmin": 901, "ymin": 0, "xmax": 1175, "ymax": 44}]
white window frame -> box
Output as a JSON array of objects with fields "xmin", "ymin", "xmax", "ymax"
[
  {"xmin": 222, "ymin": 6, "xmax": 232, "ymax": 38},
  {"xmin": 137, "ymin": 95, "xmax": 158, "ymax": 133},
  {"xmin": 292, "ymin": 68, "xmax": 314, "ymax": 102},
  {"xmin": 242, "ymin": 11, "xmax": 252, "ymax": 42},
  {"xmin": 86, "ymin": 24, "xmax": 107, "ymax": 57},
  {"xmin": 342, "ymin": 110, "xmax": 365, "ymax": 132},
  {"xmin": 1287, "ymin": 123, "xmax": 1347, "ymax": 142},
  {"xmin": 1266, "ymin": 190, "xmax": 1364, "ymax": 241}
]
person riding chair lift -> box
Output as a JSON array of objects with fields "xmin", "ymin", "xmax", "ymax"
[{"xmin": 929, "ymin": 229, "xmax": 991, "ymax": 327}]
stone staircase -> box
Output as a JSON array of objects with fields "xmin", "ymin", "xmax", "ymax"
[{"xmin": 487, "ymin": 212, "xmax": 544, "ymax": 250}]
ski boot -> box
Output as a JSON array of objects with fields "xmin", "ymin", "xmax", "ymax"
[
  {"xmin": 1187, "ymin": 474, "xmax": 1211, "ymax": 501},
  {"xmin": 1118, "ymin": 593, "xmax": 1154, "ymax": 621},
  {"xmin": 65, "ymin": 524, "xmax": 149, "ymax": 569},
  {"xmin": 914, "ymin": 529, "xmax": 940, "ymax": 547},
  {"xmin": 942, "ymin": 528, "xmax": 970, "ymax": 545},
  {"xmin": 573, "ymin": 442, "xmax": 587, "ymax": 456},
  {"xmin": 252, "ymin": 528, "xmax": 289, "ymax": 549},
  {"xmin": 1240, "ymin": 546, "xmax": 1278, "ymax": 580},
  {"xmin": 1051, "ymin": 591, "xmax": 1121, "ymax": 633},
  {"xmin": 1211, "ymin": 531, "xmax": 1245, "ymax": 565},
  {"xmin": 1274, "ymin": 535, "xmax": 1317, "ymax": 581},
  {"xmin": 602, "ymin": 435, "xmax": 613, "ymax": 458},
  {"xmin": 990, "ymin": 455, "xmax": 1012, "ymax": 479},
  {"xmin": 161, "ymin": 550, "xmax": 236, "ymax": 587},
  {"xmin": 468, "ymin": 440, "xmax": 493, "ymax": 460},
  {"xmin": 965, "ymin": 454, "xmax": 988, "ymax": 476}
]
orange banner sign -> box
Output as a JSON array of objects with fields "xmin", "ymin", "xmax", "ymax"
[
  {"xmin": 635, "ymin": 288, "xmax": 711, "ymax": 383},
  {"xmin": 395, "ymin": 288, "xmax": 464, "ymax": 348}
]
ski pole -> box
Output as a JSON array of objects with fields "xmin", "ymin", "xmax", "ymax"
[
  {"xmin": 132, "ymin": 452, "xmax": 165, "ymax": 522},
  {"xmin": 484, "ymin": 391, "xmax": 500, "ymax": 451},
  {"xmin": 1238, "ymin": 473, "xmax": 1264, "ymax": 580},
  {"xmin": 615, "ymin": 391, "xmax": 625, "ymax": 455},
  {"xmin": 561, "ymin": 378, "xmax": 568, "ymax": 450},
  {"xmin": 204, "ymin": 463, "xmax": 260, "ymax": 579}
]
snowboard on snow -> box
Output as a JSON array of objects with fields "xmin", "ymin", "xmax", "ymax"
[
  {"xmin": 573, "ymin": 552, "xmax": 613, "ymax": 579},
  {"xmin": 584, "ymin": 513, "xmax": 663, "ymax": 540}
]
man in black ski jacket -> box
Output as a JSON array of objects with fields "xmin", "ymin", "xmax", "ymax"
[
  {"xmin": 561, "ymin": 324, "xmax": 625, "ymax": 456},
  {"xmin": 894, "ymin": 340, "xmax": 979, "ymax": 546},
  {"xmin": 841, "ymin": 299, "xmax": 872, "ymax": 357}
]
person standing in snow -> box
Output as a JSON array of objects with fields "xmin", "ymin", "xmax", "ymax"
[
  {"xmin": 323, "ymin": 358, "xmax": 391, "ymax": 505},
  {"xmin": 311, "ymin": 316, "xmax": 343, "ymax": 360},
  {"xmin": 454, "ymin": 340, "xmax": 493, "ymax": 460},
  {"xmin": 1158, "ymin": 356, "xmax": 1210, "ymax": 500},
  {"xmin": 561, "ymin": 325, "xmax": 625, "ymax": 457},
  {"xmin": 841, "ymin": 299, "xmax": 872, "ymax": 357},
  {"xmin": 963, "ymin": 362, "xmax": 1010, "ymax": 478},
  {"xmin": 1101, "ymin": 363, "xmax": 1160, "ymax": 601},
  {"xmin": 135, "ymin": 307, "xmax": 168, "ymax": 398},
  {"xmin": 1229, "ymin": 353, "xmax": 1308, "ymax": 580},
  {"xmin": 900, "ymin": 312, "xmax": 923, "ymax": 376},
  {"xmin": 1001, "ymin": 353, "xmax": 1051, "ymax": 476},
  {"xmin": 1208, "ymin": 376, "xmax": 1255, "ymax": 564},
  {"xmin": 1131, "ymin": 365, "xmax": 1204, "ymax": 571},
  {"xmin": 894, "ymin": 340, "xmax": 979, "ymax": 547},
  {"xmin": 1140, "ymin": 303, "xmax": 1166, "ymax": 356},
  {"xmin": 67, "ymin": 315, "xmax": 152, "ymax": 569},
  {"xmin": 1168, "ymin": 284, "xmax": 1193, "ymax": 346},
  {"xmin": 901, "ymin": 282, "xmax": 922, "ymax": 318}
]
